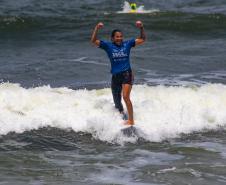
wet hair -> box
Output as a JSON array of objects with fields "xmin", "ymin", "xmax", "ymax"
[{"xmin": 111, "ymin": 29, "xmax": 122, "ymax": 38}]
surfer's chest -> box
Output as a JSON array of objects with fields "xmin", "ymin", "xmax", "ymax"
[{"xmin": 110, "ymin": 45, "xmax": 129, "ymax": 59}]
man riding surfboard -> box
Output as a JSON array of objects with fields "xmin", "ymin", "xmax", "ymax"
[{"xmin": 91, "ymin": 21, "xmax": 146, "ymax": 125}]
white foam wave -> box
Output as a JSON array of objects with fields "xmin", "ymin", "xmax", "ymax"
[
  {"xmin": 0, "ymin": 83, "xmax": 226, "ymax": 144},
  {"xmin": 117, "ymin": 1, "xmax": 159, "ymax": 14}
]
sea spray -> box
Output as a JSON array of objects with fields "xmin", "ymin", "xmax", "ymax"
[{"xmin": 0, "ymin": 83, "xmax": 225, "ymax": 143}]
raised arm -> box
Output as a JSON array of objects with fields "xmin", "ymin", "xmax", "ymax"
[
  {"xmin": 91, "ymin": 22, "xmax": 104, "ymax": 47},
  {"xmin": 135, "ymin": 21, "xmax": 146, "ymax": 46}
]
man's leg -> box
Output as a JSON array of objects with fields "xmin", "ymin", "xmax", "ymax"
[
  {"xmin": 111, "ymin": 76, "xmax": 123, "ymax": 113},
  {"xmin": 122, "ymin": 84, "xmax": 134, "ymax": 125}
]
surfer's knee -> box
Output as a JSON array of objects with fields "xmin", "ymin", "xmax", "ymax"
[{"xmin": 123, "ymin": 95, "xmax": 130, "ymax": 103}]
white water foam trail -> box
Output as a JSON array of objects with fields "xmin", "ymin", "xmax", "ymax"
[
  {"xmin": 117, "ymin": 1, "xmax": 159, "ymax": 14},
  {"xmin": 0, "ymin": 83, "xmax": 226, "ymax": 144}
]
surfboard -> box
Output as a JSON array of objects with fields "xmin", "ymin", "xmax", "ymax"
[
  {"xmin": 129, "ymin": 10, "xmax": 137, "ymax": 13},
  {"xmin": 121, "ymin": 126, "xmax": 139, "ymax": 137}
]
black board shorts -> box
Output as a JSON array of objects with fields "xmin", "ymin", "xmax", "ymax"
[
  {"xmin": 111, "ymin": 69, "xmax": 134, "ymax": 112},
  {"xmin": 111, "ymin": 69, "xmax": 134, "ymax": 85}
]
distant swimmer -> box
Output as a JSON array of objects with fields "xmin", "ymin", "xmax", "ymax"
[
  {"xmin": 130, "ymin": 3, "xmax": 137, "ymax": 13},
  {"xmin": 91, "ymin": 21, "xmax": 146, "ymax": 125}
]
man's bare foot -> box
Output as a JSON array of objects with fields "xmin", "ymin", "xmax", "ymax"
[{"xmin": 124, "ymin": 120, "xmax": 134, "ymax": 126}]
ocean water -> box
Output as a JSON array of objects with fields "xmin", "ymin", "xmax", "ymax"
[{"xmin": 0, "ymin": 0, "xmax": 226, "ymax": 184}]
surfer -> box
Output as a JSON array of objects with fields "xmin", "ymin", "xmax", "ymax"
[
  {"xmin": 130, "ymin": 3, "xmax": 137, "ymax": 12},
  {"xmin": 91, "ymin": 21, "xmax": 146, "ymax": 125}
]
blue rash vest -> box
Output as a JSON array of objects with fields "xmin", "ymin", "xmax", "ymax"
[{"xmin": 99, "ymin": 39, "xmax": 136, "ymax": 74}]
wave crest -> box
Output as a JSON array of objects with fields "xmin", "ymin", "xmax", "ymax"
[{"xmin": 0, "ymin": 83, "xmax": 225, "ymax": 144}]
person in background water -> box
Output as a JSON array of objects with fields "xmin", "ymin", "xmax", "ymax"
[
  {"xmin": 130, "ymin": 3, "xmax": 137, "ymax": 12},
  {"xmin": 91, "ymin": 21, "xmax": 146, "ymax": 125}
]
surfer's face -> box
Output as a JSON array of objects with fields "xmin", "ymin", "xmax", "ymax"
[{"xmin": 112, "ymin": 32, "xmax": 123, "ymax": 45}]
